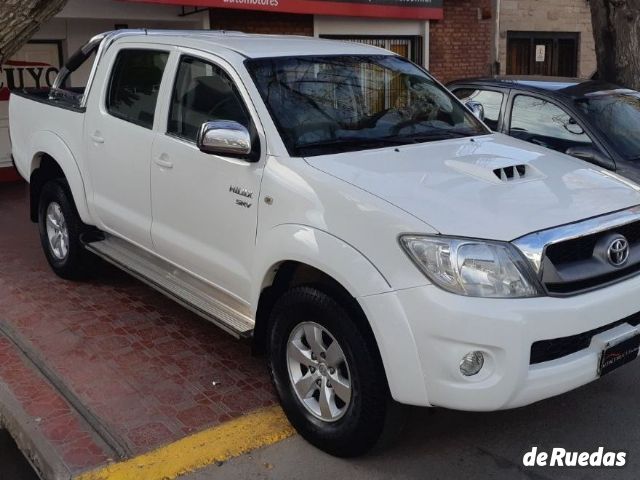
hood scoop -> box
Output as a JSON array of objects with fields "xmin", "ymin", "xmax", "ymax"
[
  {"xmin": 494, "ymin": 164, "xmax": 527, "ymax": 181},
  {"xmin": 446, "ymin": 158, "xmax": 545, "ymax": 184}
]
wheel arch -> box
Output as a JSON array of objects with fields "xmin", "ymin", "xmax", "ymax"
[
  {"xmin": 28, "ymin": 131, "xmax": 91, "ymax": 224},
  {"xmin": 251, "ymin": 225, "xmax": 430, "ymax": 406},
  {"xmin": 251, "ymin": 225, "xmax": 390, "ymax": 356}
]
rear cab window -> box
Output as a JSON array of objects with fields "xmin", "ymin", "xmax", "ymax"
[{"xmin": 106, "ymin": 49, "xmax": 169, "ymax": 129}]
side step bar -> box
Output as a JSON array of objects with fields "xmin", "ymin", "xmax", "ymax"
[{"xmin": 84, "ymin": 234, "xmax": 254, "ymax": 339}]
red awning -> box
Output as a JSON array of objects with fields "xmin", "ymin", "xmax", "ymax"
[{"xmin": 124, "ymin": 0, "xmax": 444, "ymax": 20}]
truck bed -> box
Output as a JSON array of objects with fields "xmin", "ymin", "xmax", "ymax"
[
  {"xmin": 10, "ymin": 87, "xmax": 86, "ymax": 113},
  {"xmin": 9, "ymin": 88, "xmax": 86, "ymax": 183}
]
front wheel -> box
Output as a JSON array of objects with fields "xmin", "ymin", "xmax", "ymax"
[
  {"xmin": 268, "ymin": 286, "xmax": 393, "ymax": 457},
  {"xmin": 38, "ymin": 179, "xmax": 91, "ymax": 280}
]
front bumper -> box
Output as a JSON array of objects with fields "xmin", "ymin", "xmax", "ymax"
[{"xmin": 358, "ymin": 272, "xmax": 640, "ymax": 411}]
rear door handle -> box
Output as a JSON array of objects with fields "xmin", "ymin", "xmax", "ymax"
[
  {"xmin": 154, "ymin": 156, "xmax": 174, "ymax": 169},
  {"xmin": 90, "ymin": 132, "xmax": 105, "ymax": 144}
]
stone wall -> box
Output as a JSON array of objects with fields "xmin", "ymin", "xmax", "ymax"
[{"xmin": 499, "ymin": 0, "xmax": 596, "ymax": 77}]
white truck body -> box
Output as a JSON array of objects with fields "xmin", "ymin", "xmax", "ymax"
[{"xmin": 10, "ymin": 30, "xmax": 640, "ymax": 453}]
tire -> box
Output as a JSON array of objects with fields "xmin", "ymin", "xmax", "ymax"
[
  {"xmin": 38, "ymin": 179, "xmax": 91, "ymax": 280},
  {"xmin": 268, "ymin": 285, "xmax": 392, "ymax": 457}
]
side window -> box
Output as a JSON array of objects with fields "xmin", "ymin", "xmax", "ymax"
[
  {"xmin": 453, "ymin": 88, "xmax": 503, "ymax": 130},
  {"xmin": 509, "ymin": 95, "xmax": 592, "ymax": 153},
  {"xmin": 168, "ymin": 56, "xmax": 250, "ymax": 142},
  {"xmin": 106, "ymin": 49, "xmax": 169, "ymax": 129}
]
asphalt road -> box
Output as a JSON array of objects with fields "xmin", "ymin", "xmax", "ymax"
[
  {"xmin": 4, "ymin": 349, "xmax": 640, "ymax": 480},
  {"xmin": 181, "ymin": 359, "xmax": 640, "ymax": 480},
  {"xmin": 0, "ymin": 430, "xmax": 38, "ymax": 480}
]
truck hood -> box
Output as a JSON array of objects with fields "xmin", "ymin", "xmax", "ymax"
[{"xmin": 304, "ymin": 134, "xmax": 640, "ymax": 241}]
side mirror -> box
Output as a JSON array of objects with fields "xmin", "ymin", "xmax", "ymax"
[
  {"xmin": 565, "ymin": 145, "xmax": 616, "ymax": 171},
  {"xmin": 565, "ymin": 117, "xmax": 585, "ymax": 136},
  {"xmin": 466, "ymin": 100, "xmax": 485, "ymax": 121},
  {"xmin": 197, "ymin": 120, "xmax": 252, "ymax": 158}
]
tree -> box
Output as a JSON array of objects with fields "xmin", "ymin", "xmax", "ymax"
[
  {"xmin": 590, "ymin": 0, "xmax": 640, "ymax": 90},
  {"xmin": 0, "ymin": 0, "xmax": 69, "ymax": 65}
]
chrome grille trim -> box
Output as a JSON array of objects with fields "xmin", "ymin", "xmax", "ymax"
[{"xmin": 512, "ymin": 205, "xmax": 640, "ymax": 276}]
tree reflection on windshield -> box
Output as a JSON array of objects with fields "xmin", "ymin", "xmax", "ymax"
[{"xmin": 247, "ymin": 55, "xmax": 488, "ymax": 156}]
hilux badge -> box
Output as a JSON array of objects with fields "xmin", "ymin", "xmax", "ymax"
[
  {"xmin": 229, "ymin": 185, "xmax": 253, "ymax": 199},
  {"xmin": 607, "ymin": 236, "xmax": 630, "ymax": 267}
]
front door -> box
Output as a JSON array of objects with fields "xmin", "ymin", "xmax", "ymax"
[
  {"xmin": 85, "ymin": 46, "xmax": 171, "ymax": 249},
  {"xmin": 150, "ymin": 53, "xmax": 264, "ymax": 303}
]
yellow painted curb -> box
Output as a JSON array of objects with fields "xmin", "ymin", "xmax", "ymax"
[{"xmin": 75, "ymin": 405, "xmax": 295, "ymax": 480}]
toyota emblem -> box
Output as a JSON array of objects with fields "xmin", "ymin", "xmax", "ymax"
[{"xmin": 607, "ymin": 236, "xmax": 630, "ymax": 267}]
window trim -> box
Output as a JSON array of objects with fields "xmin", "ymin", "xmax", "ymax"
[{"xmin": 105, "ymin": 47, "xmax": 171, "ymax": 130}]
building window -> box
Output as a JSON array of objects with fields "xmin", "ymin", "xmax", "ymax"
[
  {"xmin": 319, "ymin": 36, "xmax": 423, "ymax": 65},
  {"xmin": 507, "ymin": 32, "xmax": 578, "ymax": 77}
]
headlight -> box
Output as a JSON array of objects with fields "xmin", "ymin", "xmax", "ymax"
[{"xmin": 399, "ymin": 235, "xmax": 542, "ymax": 298}]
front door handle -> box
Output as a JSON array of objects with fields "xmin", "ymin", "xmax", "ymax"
[
  {"xmin": 90, "ymin": 132, "xmax": 105, "ymax": 144},
  {"xmin": 154, "ymin": 156, "xmax": 174, "ymax": 169}
]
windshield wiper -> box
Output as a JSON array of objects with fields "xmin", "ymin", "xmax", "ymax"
[
  {"xmin": 384, "ymin": 130, "xmax": 476, "ymax": 144},
  {"xmin": 295, "ymin": 136, "xmax": 407, "ymax": 155},
  {"xmin": 295, "ymin": 130, "xmax": 479, "ymax": 155}
]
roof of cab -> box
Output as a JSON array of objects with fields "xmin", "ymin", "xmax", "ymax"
[{"xmin": 108, "ymin": 29, "xmax": 393, "ymax": 59}]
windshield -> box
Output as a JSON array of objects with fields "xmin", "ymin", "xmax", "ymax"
[
  {"xmin": 575, "ymin": 90, "xmax": 640, "ymax": 160},
  {"xmin": 246, "ymin": 55, "xmax": 488, "ymax": 156}
]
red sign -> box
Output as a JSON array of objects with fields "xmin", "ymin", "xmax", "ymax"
[
  {"xmin": 0, "ymin": 60, "xmax": 59, "ymax": 101},
  {"xmin": 125, "ymin": 0, "xmax": 443, "ymax": 20}
]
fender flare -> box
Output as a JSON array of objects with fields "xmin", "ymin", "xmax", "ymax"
[
  {"xmin": 252, "ymin": 224, "xmax": 391, "ymax": 310},
  {"xmin": 252, "ymin": 224, "xmax": 429, "ymax": 404},
  {"xmin": 29, "ymin": 130, "xmax": 92, "ymax": 224}
]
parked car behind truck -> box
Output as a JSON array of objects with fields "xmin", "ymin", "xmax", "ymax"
[
  {"xmin": 448, "ymin": 76, "xmax": 640, "ymax": 183},
  {"xmin": 10, "ymin": 30, "xmax": 640, "ymax": 457}
]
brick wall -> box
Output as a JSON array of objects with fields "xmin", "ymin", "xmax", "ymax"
[
  {"xmin": 209, "ymin": 9, "xmax": 314, "ymax": 36},
  {"xmin": 499, "ymin": 0, "xmax": 595, "ymax": 78},
  {"xmin": 429, "ymin": 0, "xmax": 493, "ymax": 83}
]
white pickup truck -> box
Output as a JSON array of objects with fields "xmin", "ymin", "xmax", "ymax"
[{"xmin": 10, "ymin": 30, "xmax": 640, "ymax": 456}]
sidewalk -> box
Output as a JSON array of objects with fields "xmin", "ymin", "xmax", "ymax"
[{"xmin": 0, "ymin": 182, "xmax": 290, "ymax": 480}]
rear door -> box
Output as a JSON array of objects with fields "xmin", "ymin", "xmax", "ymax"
[
  {"xmin": 150, "ymin": 50, "xmax": 265, "ymax": 303},
  {"xmin": 84, "ymin": 45, "xmax": 171, "ymax": 249}
]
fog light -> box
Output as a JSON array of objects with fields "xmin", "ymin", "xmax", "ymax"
[{"xmin": 460, "ymin": 351, "xmax": 484, "ymax": 376}]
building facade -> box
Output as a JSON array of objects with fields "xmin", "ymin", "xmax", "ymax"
[
  {"xmin": 203, "ymin": 2, "xmax": 493, "ymax": 83},
  {"xmin": 1, "ymin": 0, "xmax": 494, "ymax": 175},
  {"xmin": 0, "ymin": 0, "xmax": 208, "ymax": 173},
  {"xmin": 496, "ymin": 0, "xmax": 596, "ymax": 78}
]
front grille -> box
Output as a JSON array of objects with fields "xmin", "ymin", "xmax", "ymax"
[
  {"xmin": 542, "ymin": 219, "xmax": 640, "ymax": 295},
  {"xmin": 530, "ymin": 311, "xmax": 640, "ymax": 364},
  {"xmin": 546, "ymin": 220, "xmax": 640, "ymax": 265},
  {"xmin": 546, "ymin": 263, "xmax": 640, "ymax": 294}
]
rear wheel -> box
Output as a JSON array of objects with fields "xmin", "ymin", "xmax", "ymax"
[
  {"xmin": 38, "ymin": 179, "xmax": 91, "ymax": 280},
  {"xmin": 268, "ymin": 286, "xmax": 392, "ymax": 457}
]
